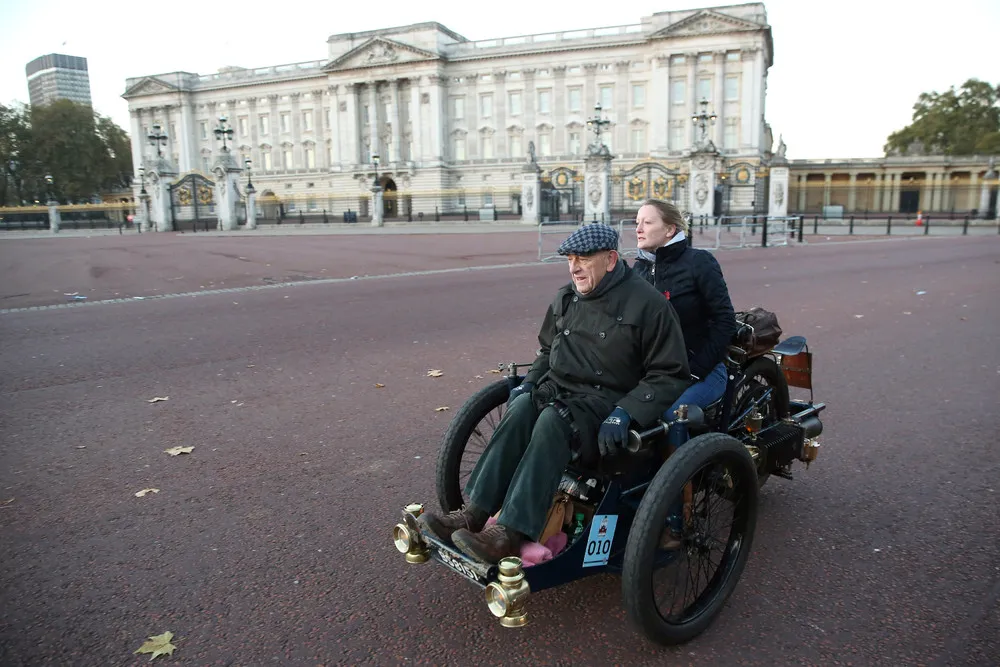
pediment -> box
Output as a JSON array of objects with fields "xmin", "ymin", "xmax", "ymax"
[
  {"xmin": 650, "ymin": 10, "xmax": 763, "ymax": 39},
  {"xmin": 122, "ymin": 77, "xmax": 178, "ymax": 98},
  {"xmin": 323, "ymin": 37, "xmax": 440, "ymax": 72}
]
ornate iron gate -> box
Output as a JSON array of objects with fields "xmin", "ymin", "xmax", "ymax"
[
  {"xmin": 720, "ymin": 162, "xmax": 767, "ymax": 216},
  {"xmin": 170, "ymin": 173, "xmax": 216, "ymax": 231},
  {"xmin": 613, "ymin": 162, "xmax": 686, "ymax": 217},
  {"xmin": 541, "ymin": 167, "xmax": 582, "ymax": 221}
]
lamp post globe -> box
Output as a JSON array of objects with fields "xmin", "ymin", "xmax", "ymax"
[{"xmin": 372, "ymin": 153, "xmax": 380, "ymax": 186}]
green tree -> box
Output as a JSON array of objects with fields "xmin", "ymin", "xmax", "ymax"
[
  {"xmin": 885, "ymin": 79, "xmax": 1000, "ymax": 156},
  {"xmin": 0, "ymin": 100, "xmax": 133, "ymax": 205}
]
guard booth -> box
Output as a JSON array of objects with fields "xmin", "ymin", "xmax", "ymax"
[{"xmin": 170, "ymin": 173, "xmax": 216, "ymax": 232}]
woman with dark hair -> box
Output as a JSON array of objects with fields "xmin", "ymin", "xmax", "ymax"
[{"xmin": 632, "ymin": 198, "xmax": 737, "ymax": 418}]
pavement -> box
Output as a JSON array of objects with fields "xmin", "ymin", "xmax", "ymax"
[{"xmin": 1, "ymin": 233, "xmax": 998, "ymax": 666}]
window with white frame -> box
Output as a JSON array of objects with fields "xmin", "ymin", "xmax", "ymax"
[
  {"xmin": 480, "ymin": 94, "xmax": 493, "ymax": 118},
  {"xmin": 283, "ymin": 148, "xmax": 293, "ymax": 169},
  {"xmin": 260, "ymin": 115, "xmax": 270, "ymax": 135},
  {"xmin": 362, "ymin": 105, "xmax": 370, "ymax": 125},
  {"xmin": 303, "ymin": 111, "xmax": 312, "ymax": 132},
  {"xmin": 632, "ymin": 83, "xmax": 646, "ymax": 108},
  {"xmin": 671, "ymin": 80, "xmax": 686, "ymax": 105},
  {"xmin": 698, "ymin": 78, "xmax": 712, "ymax": 103},
  {"xmin": 726, "ymin": 52, "xmax": 740, "ymax": 61},
  {"xmin": 481, "ymin": 133, "xmax": 494, "ymax": 159},
  {"xmin": 262, "ymin": 150, "xmax": 273, "ymax": 170},
  {"xmin": 599, "ymin": 85, "xmax": 613, "ymax": 110},
  {"xmin": 537, "ymin": 89, "xmax": 551, "ymax": 114},
  {"xmin": 724, "ymin": 119, "xmax": 738, "ymax": 148},
  {"xmin": 670, "ymin": 123, "xmax": 683, "ymax": 149},
  {"xmin": 539, "ymin": 133, "xmax": 551, "ymax": 156},
  {"xmin": 509, "ymin": 133, "xmax": 523, "ymax": 158},
  {"xmin": 305, "ymin": 145, "xmax": 315, "ymax": 168},
  {"xmin": 569, "ymin": 131, "xmax": 581, "ymax": 155},
  {"xmin": 452, "ymin": 96, "xmax": 465, "ymax": 120},
  {"xmin": 568, "ymin": 87, "xmax": 582, "ymax": 112},
  {"xmin": 325, "ymin": 109, "xmax": 331, "ymax": 129},
  {"xmin": 453, "ymin": 135, "xmax": 466, "ymax": 160},
  {"xmin": 725, "ymin": 75, "xmax": 740, "ymax": 101},
  {"xmin": 509, "ymin": 91, "xmax": 522, "ymax": 116},
  {"xmin": 238, "ymin": 116, "xmax": 248, "ymax": 137},
  {"xmin": 327, "ymin": 144, "xmax": 334, "ymax": 165},
  {"xmin": 698, "ymin": 53, "xmax": 713, "ymax": 63},
  {"xmin": 201, "ymin": 156, "xmax": 210, "ymax": 171},
  {"xmin": 630, "ymin": 128, "xmax": 646, "ymax": 153},
  {"xmin": 199, "ymin": 122, "xmax": 208, "ymax": 140},
  {"xmin": 280, "ymin": 113, "xmax": 290, "ymax": 133},
  {"xmin": 482, "ymin": 190, "xmax": 494, "ymax": 206}
]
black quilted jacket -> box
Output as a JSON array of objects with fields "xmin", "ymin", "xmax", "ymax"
[{"xmin": 632, "ymin": 242, "xmax": 737, "ymax": 379}]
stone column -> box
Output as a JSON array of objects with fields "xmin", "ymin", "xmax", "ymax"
[
  {"xmin": 148, "ymin": 158, "xmax": 178, "ymax": 232},
  {"xmin": 409, "ymin": 79, "xmax": 422, "ymax": 163},
  {"xmin": 768, "ymin": 163, "xmax": 789, "ymax": 218},
  {"xmin": 651, "ymin": 56, "xmax": 669, "ymax": 154},
  {"xmin": 47, "ymin": 200, "xmax": 61, "ymax": 233},
  {"xmin": 493, "ymin": 72, "xmax": 507, "ymax": 158},
  {"xmin": 615, "ymin": 61, "xmax": 629, "ymax": 152},
  {"xmin": 584, "ymin": 63, "xmax": 598, "ymax": 112},
  {"xmin": 313, "ymin": 89, "xmax": 327, "ymax": 169},
  {"xmin": 329, "ymin": 85, "xmax": 341, "ymax": 169},
  {"xmin": 212, "ymin": 149, "xmax": 243, "ymax": 231},
  {"xmin": 343, "ymin": 84, "xmax": 358, "ymax": 166},
  {"xmin": 367, "ymin": 83, "xmax": 379, "ymax": 160},
  {"xmin": 179, "ymin": 99, "xmax": 196, "ymax": 173},
  {"xmin": 245, "ymin": 186, "xmax": 258, "ymax": 230},
  {"xmin": 713, "ymin": 52, "xmax": 725, "ymax": 149},
  {"xmin": 521, "ymin": 159, "xmax": 541, "ymax": 224},
  {"xmin": 524, "ymin": 68, "xmax": 537, "ymax": 154},
  {"xmin": 687, "ymin": 53, "xmax": 697, "ymax": 149},
  {"xmin": 247, "ymin": 97, "xmax": 259, "ymax": 169},
  {"xmin": 371, "ymin": 185, "xmax": 384, "ymax": 227},
  {"xmin": 429, "ymin": 75, "xmax": 444, "ymax": 165},
  {"xmin": 740, "ymin": 49, "xmax": 754, "ymax": 150},
  {"xmin": 797, "ymin": 175, "xmax": 806, "ymax": 212},
  {"xmin": 290, "ymin": 93, "xmax": 302, "ymax": 167},
  {"xmin": 138, "ymin": 192, "xmax": 151, "ymax": 232},
  {"xmin": 553, "ymin": 66, "xmax": 567, "ymax": 154},
  {"xmin": 978, "ymin": 163, "xmax": 996, "ymax": 218},
  {"xmin": 389, "ymin": 79, "xmax": 402, "ymax": 164},
  {"xmin": 129, "ymin": 109, "xmax": 144, "ymax": 175},
  {"xmin": 584, "ymin": 149, "xmax": 613, "ymax": 223},
  {"xmin": 847, "ymin": 173, "xmax": 857, "ymax": 212},
  {"xmin": 689, "ymin": 151, "xmax": 718, "ymax": 219},
  {"xmin": 823, "ymin": 173, "xmax": 831, "ymax": 208}
]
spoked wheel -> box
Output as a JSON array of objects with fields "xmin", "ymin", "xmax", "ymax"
[
  {"xmin": 623, "ymin": 433, "xmax": 758, "ymax": 645},
  {"xmin": 728, "ymin": 357, "xmax": 790, "ymax": 487},
  {"xmin": 435, "ymin": 379, "xmax": 512, "ymax": 512}
]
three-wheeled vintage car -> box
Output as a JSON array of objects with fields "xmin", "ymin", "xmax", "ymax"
[{"xmin": 392, "ymin": 316, "xmax": 825, "ymax": 645}]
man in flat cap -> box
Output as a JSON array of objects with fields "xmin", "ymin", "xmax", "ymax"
[{"xmin": 420, "ymin": 223, "xmax": 690, "ymax": 564}]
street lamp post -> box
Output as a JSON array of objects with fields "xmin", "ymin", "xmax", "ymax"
[
  {"xmin": 691, "ymin": 99, "xmax": 717, "ymax": 149},
  {"xmin": 214, "ymin": 116, "xmax": 234, "ymax": 152},
  {"xmin": 44, "ymin": 174, "xmax": 55, "ymax": 203},
  {"xmin": 137, "ymin": 166, "xmax": 149, "ymax": 232},
  {"xmin": 585, "ymin": 103, "xmax": 611, "ymax": 152},
  {"xmin": 372, "ymin": 152, "xmax": 381, "ymax": 186},
  {"xmin": 148, "ymin": 124, "xmax": 168, "ymax": 158},
  {"xmin": 244, "ymin": 158, "xmax": 254, "ymax": 192},
  {"xmin": 7, "ymin": 159, "xmax": 20, "ymax": 205}
]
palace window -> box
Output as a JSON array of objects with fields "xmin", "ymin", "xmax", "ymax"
[
  {"xmin": 453, "ymin": 135, "xmax": 466, "ymax": 160},
  {"xmin": 670, "ymin": 123, "xmax": 683, "ymax": 149},
  {"xmin": 599, "ymin": 85, "xmax": 613, "ymax": 110},
  {"xmin": 568, "ymin": 87, "xmax": 582, "ymax": 112},
  {"xmin": 480, "ymin": 94, "xmax": 493, "ymax": 119},
  {"xmin": 509, "ymin": 91, "xmax": 522, "ymax": 116},
  {"xmin": 260, "ymin": 115, "xmax": 270, "ymax": 135},
  {"xmin": 199, "ymin": 122, "xmax": 208, "ymax": 140},
  {"xmin": 724, "ymin": 119, "xmax": 738, "ymax": 148},
  {"xmin": 726, "ymin": 52, "xmax": 740, "ymax": 61},
  {"xmin": 283, "ymin": 148, "xmax": 293, "ymax": 169},
  {"xmin": 539, "ymin": 133, "xmax": 551, "ymax": 156},
  {"xmin": 509, "ymin": 133, "xmax": 523, "ymax": 158},
  {"xmin": 280, "ymin": 113, "xmax": 290, "ymax": 133},
  {"xmin": 238, "ymin": 116, "xmax": 248, "ymax": 137},
  {"xmin": 698, "ymin": 78, "xmax": 712, "ymax": 102},
  {"xmin": 262, "ymin": 150, "xmax": 273, "ymax": 170},
  {"xmin": 630, "ymin": 128, "xmax": 646, "ymax": 153},
  {"xmin": 481, "ymin": 134, "xmax": 494, "ymax": 159},
  {"xmin": 699, "ymin": 54, "xmax": 713, "ymax": 63},
  {"xmin": 671, "ymin": 80, "xmax": 686, "ymax": 105},
  {"xmin": 725, "ymin": 75, "xmax": 740, "ymax": 101},
  {"xmin": 569, "ymin": 131, "xmax": 581, "ymax": 156},
  {"xmin": 303, "ymin": 111, "xmax": 312, "ymax": 132},
  {"xmin": 305, "ymin": 146, "xmax": 315, "ymax": 168},
  {"xmin": 537, "ymin": 89, "xmax": 551, "ymax": 114},
  {"xmin": 452, "ymin": 96, "xmax": 465, "ymax": 120},
  {"xmin": 632, "ymin": 83, "xmax": 646, "ymax": 108}
]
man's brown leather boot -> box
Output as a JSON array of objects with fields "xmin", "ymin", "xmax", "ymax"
[
  {"xmin": 418, "ymin": 505, "xmax": 488, "ymax": 544},
  {"xmin": 451, "ymin": 523, "xmax": 523, "ymax": 564}
]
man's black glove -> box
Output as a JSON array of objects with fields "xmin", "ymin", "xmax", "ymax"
[
  {"xmin": 598, "ymin": 406, "xmax": 631, "ymax": 458},
  {"xmin": 507, "ymin": 381, "xmax": 534, "ymax": 406}
]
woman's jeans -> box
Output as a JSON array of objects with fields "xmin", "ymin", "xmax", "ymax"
[
  {"xmin": 666, "ymin": 362, "xmax": 727, "ymax": 531},
  {"xmin": 665, "ymin": 362, "xmax": 728, "ymax": 420}
]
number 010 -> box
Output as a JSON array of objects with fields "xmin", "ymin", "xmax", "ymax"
[{"xmin": 587, "ymin": 539, "xmax": 611, "ymax": 556}]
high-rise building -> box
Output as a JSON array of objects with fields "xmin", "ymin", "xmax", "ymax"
[{"xmin": 26, "ymin": 54, "xmax": 92, "ymax": 107}]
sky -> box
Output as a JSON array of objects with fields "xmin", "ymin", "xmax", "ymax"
[{"xmin": 1, "ymin": 0, "xmax": 997, "ymax": 160}]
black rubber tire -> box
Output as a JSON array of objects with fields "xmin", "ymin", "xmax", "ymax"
[
  {"xmin": 729, "ymin": 357, "xmax": 790, "ymax": 487},
  {"xmin": 622, "ymin": 432, "xmax": 759, "ymax": 646},
  {"xmin": 435, "ymin": 379, "xmax": 511, "ymax": 512}
]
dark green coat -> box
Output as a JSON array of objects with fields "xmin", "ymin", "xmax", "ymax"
[{"xmin": 523, "ymin": 262, "xmax": 690, "ymax": 463}]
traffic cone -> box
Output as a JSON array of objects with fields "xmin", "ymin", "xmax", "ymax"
[{"xmin": 915, "ymin": 210, "xmax": 923, "ymax": 226}]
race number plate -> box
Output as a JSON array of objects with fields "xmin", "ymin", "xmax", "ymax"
[
  {"xmin": 582, "ymin": 514, "xmax": 618, "ymax": 568},
  {"xmin": 436, "ymin": 549, "xmax": 487, "ymax": 585}
]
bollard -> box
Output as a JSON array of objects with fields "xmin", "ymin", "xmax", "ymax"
[
  {"xmin": 797, "ymin": 216, "xmax": 804, "ymax": 242},
  {"xmin": 761, "ymin": 217, "xmax": 768, "ymax": 247},
  {"xmin": 435, "ymin": 206, "xmax": 440, "ymax": 222},
  {"xmin": 463, "ymin": 205, "xmax": 468, "ymax": 222},
  {"xmin": 963, "ymin": 215, "xmax": 969, "ymax": 235},
  {"xmin": 323, "ymin": 209, "xmax": 328, "ymax": 224},
  {"xmin": 886, "ymin": 216, "xmax": 892, "ymax": 235},
  {"xmin": 299, "ymin": 211, "xmax": 304, "ymax": 224},
  {"xmin": 924, "ymin": 215, "xmax": 930, "ymax": 235},
  {"xmin": 813, "ymin": 215, "xmax": 818, "ymax": 235},
  {"xmin": 849, "ymin": 216, "xmax": 854, "ymax": 235}
]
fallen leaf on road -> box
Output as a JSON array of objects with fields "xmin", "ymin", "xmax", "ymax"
[
  {"xmin": 903, "ymin": 311, "xmax": 912, "ymax": 315},
  {"xmin": 960, "ymin": 317, "xmax": 967, "ymax": 321},
  {"xmin": 1, "ymin": 498, "xmax": 14, "ymax": 507},
  {"xmin": 146, "ymin": 396, "xmax": 169, "ymax": 403},
  {"xmin": 247, "ymin": 364, "xmax": 255, "ymax": 368},
  {"xmin": 427, "ymin": 370, "xmax": 444, "ymax": 377},
  {"xmin": 135, "ymin": 488, "xmax": 160, "ymax": 497},
  {"xmin": 854, "ymin": 315, "xmax": 864, "ymax": 319},
  {"xmin": 487, "ymin": 369, "xmax": 501, "ymax": 374},
  {"xmin": 374, "ymin": 383, "xmax": 385, "ymax": 388},
  {"xmin": 435, "ymin": 406, "xmax": 450, "ymax": 412},
  {"xmin": 475, "ymin": 375, "xmax": 483, "ymax": 379},
  {"xmin": 164, "ymin": 446, "xmax": 194, "ymax": 456},
  {"xmin": 134, "ymin": 631, "xmax": 177, "ymax": 661},
  {"xmin": 76, "ymin": 445, "xmax": 86, "ymax": 449}
]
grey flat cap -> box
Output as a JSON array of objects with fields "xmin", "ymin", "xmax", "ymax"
[{"xmin": 557, "ymin": 224, "xmax": 620, "ymax": 256}]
